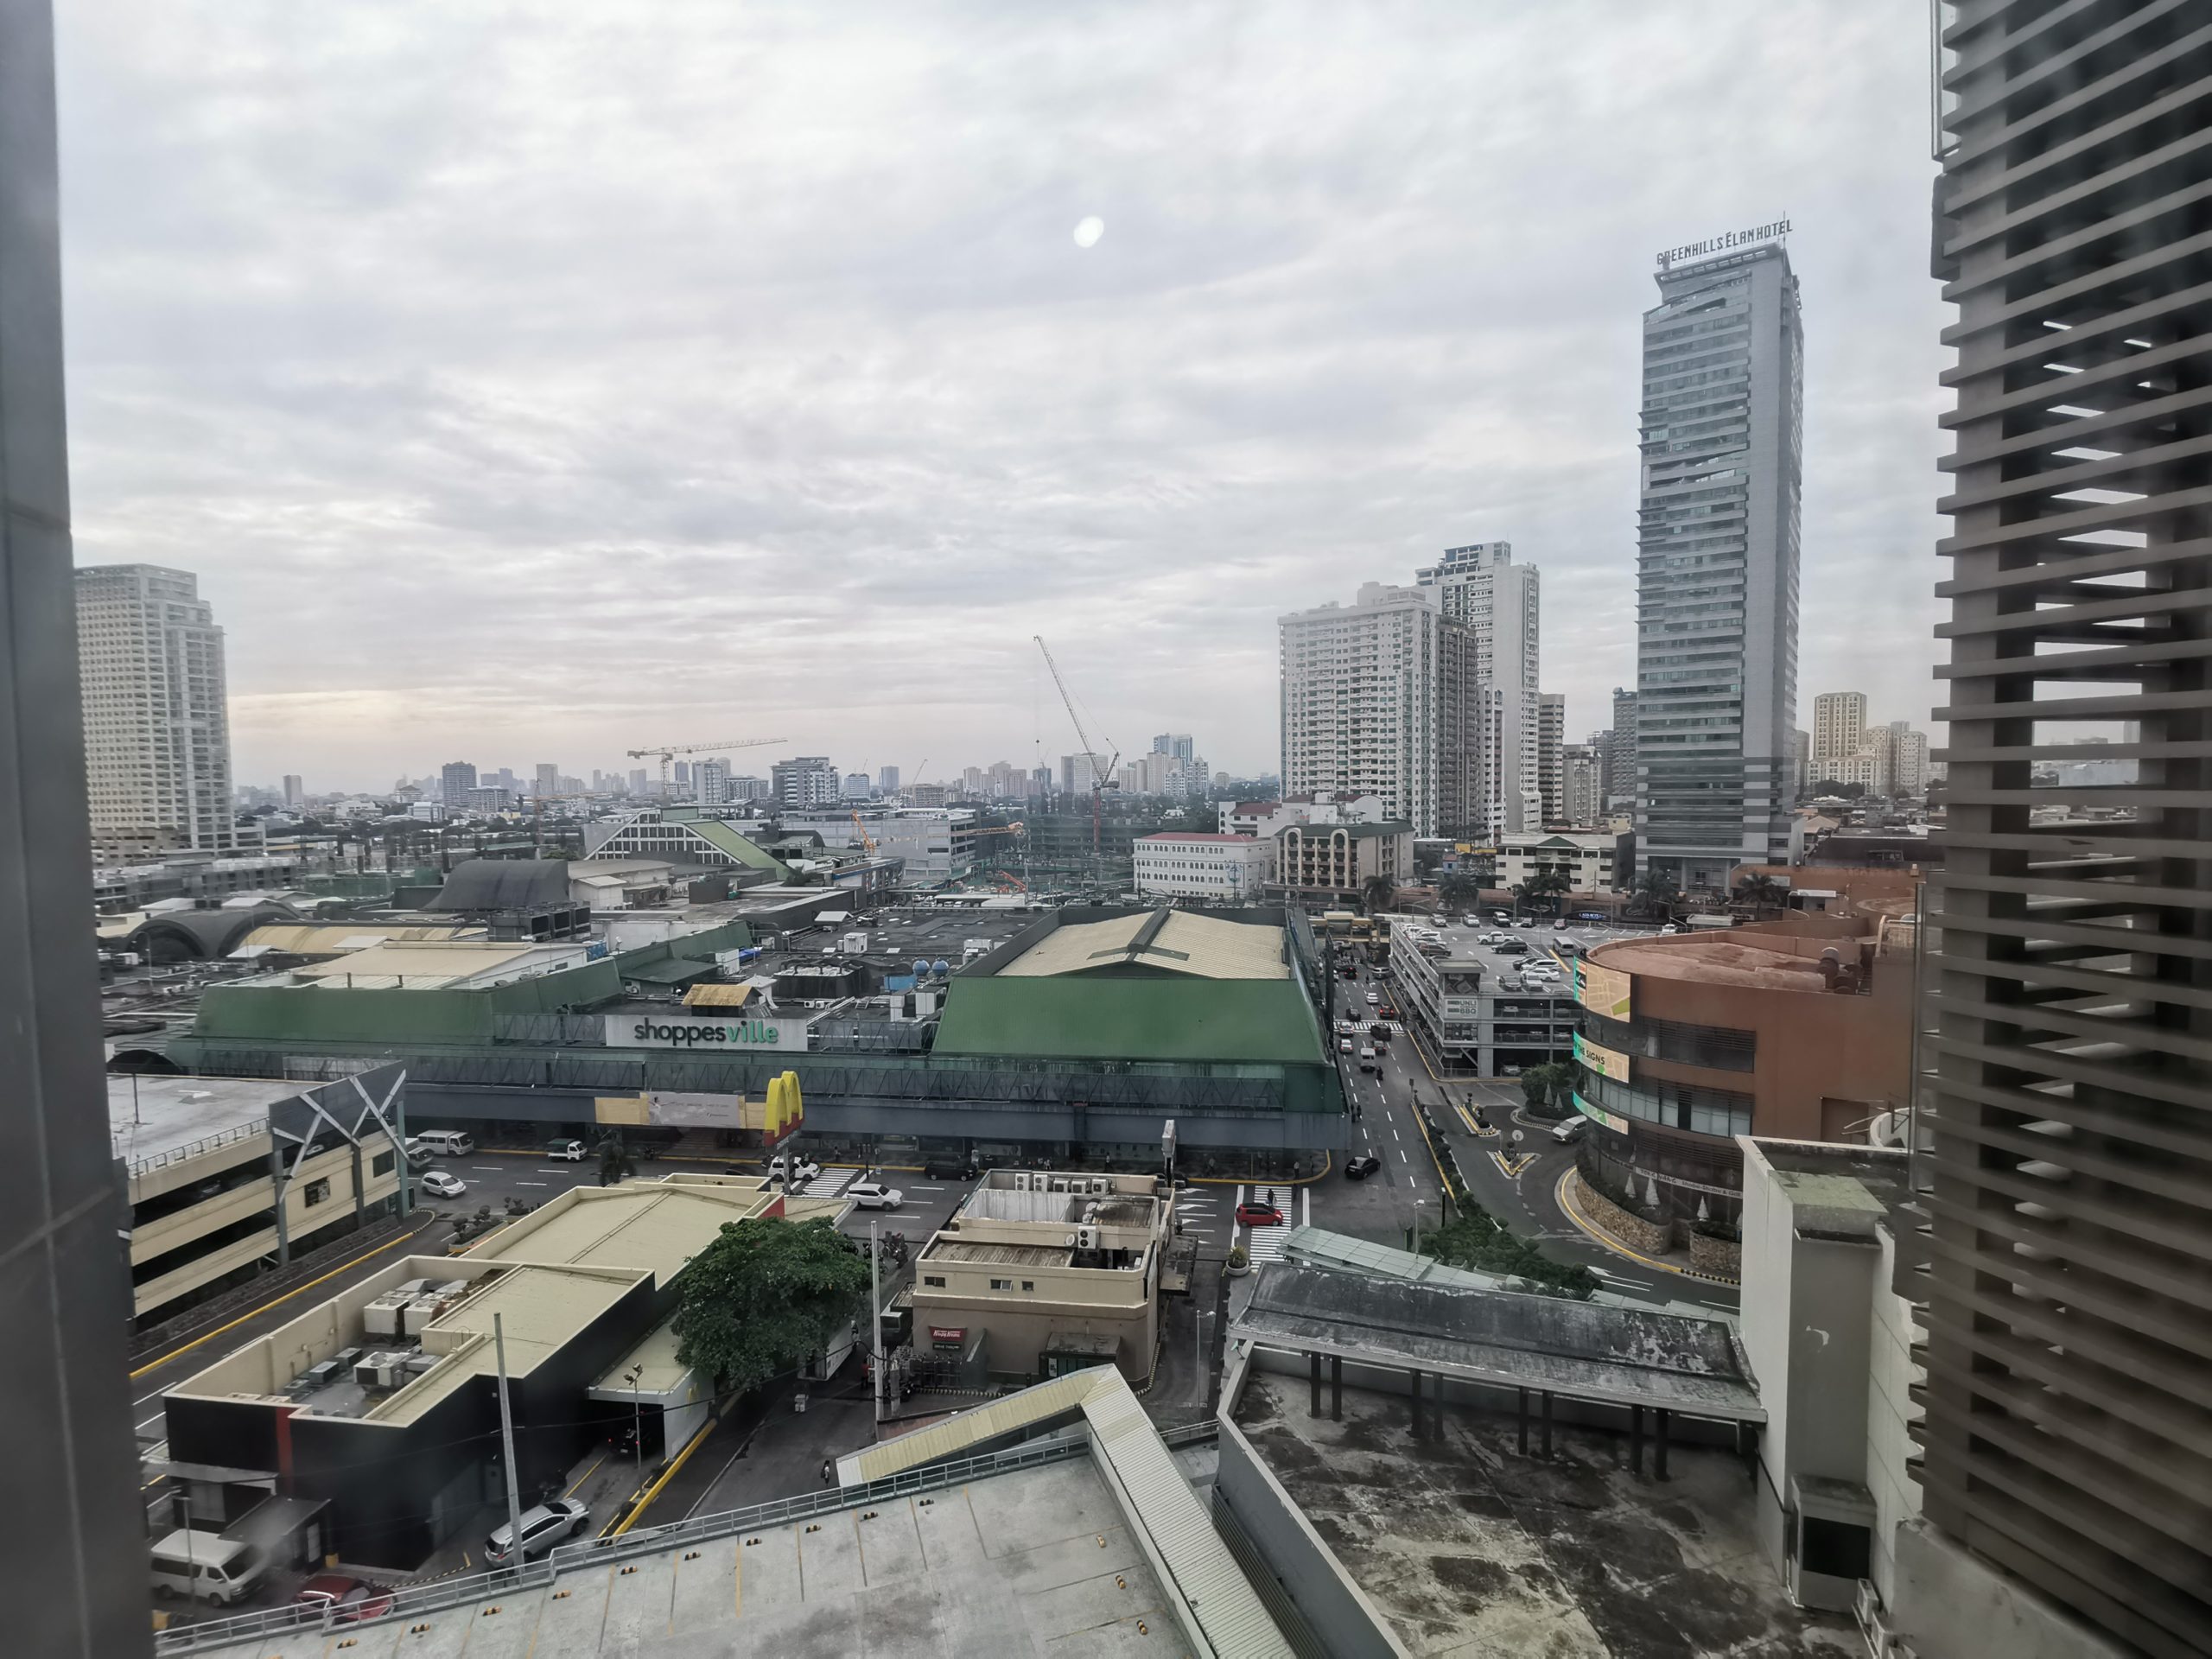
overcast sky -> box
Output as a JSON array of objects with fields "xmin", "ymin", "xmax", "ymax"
[{"xmin": 56, "ymin": 2, "xmax": 1947, "ymax": 794}]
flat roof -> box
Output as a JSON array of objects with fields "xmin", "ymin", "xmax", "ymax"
[
  {"xmin": 466, "ymin": 1180, "xmax": 778, "ymax": 1287},
  {"xmin": 925, "ymin": 1239, "xmax": 1073, "ymax": 1268},
  {"xmin": 1233, "ymin": 1366, "xmax": 1836, "ymax": 1657},
  {"xmin": 1233, "ymin": 1263, "xmax": 1763, "ymax": 1421},
  {"xmin": 996, "ymin": 907, "xmax": 1288, "ymax": 980},
  {"xmin": 376, "ymin": 1264, "xmax": 643, "ymax": 1425},
  {"xmin": 1592, "ymin": 931, "xmax": 1869, "ymax": 991},
  {"xmin": 185, "ymin": 1458, "xmax": 1198, "ymax": 1659},
  {"xmin": 106, "ymin": 1074, "xmax": 296, "ymax": 1166},
  {"xmin": 289, "ymin": 938, "xmax": 586, "ymax": 989}
]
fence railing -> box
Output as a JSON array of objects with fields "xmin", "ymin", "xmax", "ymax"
[
  {"xmin": 119, "ymin": 1119, "xmax": 266, "ymax": 1176},
  {"xmin": 152, "ymin": 1435, "xmax": 1092, "ymax": 1655}
]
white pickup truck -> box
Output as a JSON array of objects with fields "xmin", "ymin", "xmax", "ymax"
[
  {"xmin": 766, "ymin": 1154, "xmax": 823, "ymax": 1185},
  {"xmin": 847, "ymin": 1179, "xmax": 904, "ymax": 1211}
]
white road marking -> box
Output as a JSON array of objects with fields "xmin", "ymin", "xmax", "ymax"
[
  {"xmin": 1400, "ymin": 1149, "xmax": 1409, "ymax": 1162},
  {"xmin": 907, "ymin": 1185, "xmax": 945, "ymax": 1192},
  {"xmin": 1301, "ymin": 1187, "xmax": 1312, "ymax": 1226},
  {"xmin": 137, "ymin": 1413, "xmax": 164, "ymax": 1431},
  {"xmin": 469, "ymin": 1165, "xmax": 501, "ymax": 1171},
  {"xmin": 516, "ymin": 1180, "xmax": 548, "ymax": 1187}
]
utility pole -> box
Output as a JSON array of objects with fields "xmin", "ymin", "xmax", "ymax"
[
  {"xmin": 870, "ymin": 1219, "xmax": 885, "ymax": 1427},
  {"xmin": 493, "ymin": 1313, "xmax": 524, "ymax": 1571}
]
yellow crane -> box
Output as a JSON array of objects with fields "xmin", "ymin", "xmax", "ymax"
[
  {"xmin": 849, "ymin": 810, "xmax": 878, "ymax": 853},
  {"xmin": 625, "ymin": 735, "xmax": 784, "ymax": 795}
]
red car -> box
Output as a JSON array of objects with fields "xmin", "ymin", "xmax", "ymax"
[
  {"xmin": 1236, "ymin": 1201, "xmax": 1284, "ymax": 1227},
  {"xmin": 295, "ymin": 1574, "xmax": 393, "ymax": 1624}
]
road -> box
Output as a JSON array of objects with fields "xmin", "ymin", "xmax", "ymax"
[{"xmin": 1277, "ymin": 961, "xmax": 1739, "ymax": 1317}]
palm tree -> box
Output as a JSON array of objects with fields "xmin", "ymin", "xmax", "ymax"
[
  {"xmin": 597, "ymin": 1133, "xmax": 638, "ymax": 1187},
  {"xmin": 1517, "ymin": 868, "xmax": 1573, "ymax": 917},
  {"xmin": 1362, "ymin": 874, "xmax": 1395, "ymax": 915},
  {"xmin": 1734, "ymin": 873, "xmax": 1789, "ymax": 914},
  {"xmin": 1631, "ymin": 868, "xmax": 1680, "ymax": 920}
]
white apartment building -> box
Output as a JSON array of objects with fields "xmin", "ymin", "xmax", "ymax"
[
  {"xmin": 1132, "ymin": 832, "xmax": 1272, "ymax": 901},
  {"xmin": 1496, "ymin": 830, "xmax": 1618, "ymax": 893},
  {"xmin": 1272, "ymin": 820, "xmax": 1414, "ymax": 904},
  {"xmin": 1885, "ymin": 722, "xmax": 1931, "ymax": 797},
  {"xmin": 1217, "ymin": 791, "xmax": 1388, "ymax": 838},
  {"xmin": 76, "ymin": 564, "xmax": 236, "ymax": 861},
  {"xmin": 1561, "ymin": 745, "xmax": 1605, "ymax": 828},
  {"xmin": 1536, "ymin": 691, "xmax": 1566, "ymax": 823},
  {"xmin": 1278, "ymin": 582, "xmax": 1478, "ymax": 838},
  {"xmin": 1811, "ymin": 691, "xmax": 1869, "ymax": 783},
  {"xmin": 1414, "ymin": 541, "xmax": 1541, "ymax": 836}
]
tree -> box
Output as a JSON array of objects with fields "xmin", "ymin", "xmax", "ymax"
[
  {"xmin": 1513, "ymin": 868, "xmax": 1572, "ymax": 917},
  {"xmin": 1437, "ymin": 874, "xmax": 1484, "ymax": 912},
  {"xmin": 1520, "ymin": 1060, "xmax": 1575, "ymax": 1116},
  {"xmin": 1361, "ymin": 874, "xmax": 1395, "ymax": 915},
  {"xmin": 1630, "ymin": 868, "xmax": 1680, "ymax": 919},
  {"xmin": 597, "ymin": 1133, "xmax": 638, "ymax": 1187},
  {"xmin": 1734, "ymin": 873, "xmax": 1789, "ymax": 913},
  {"xmin": 673, "ymin": 1217, "xmax": 872, "ymax": 1395}
]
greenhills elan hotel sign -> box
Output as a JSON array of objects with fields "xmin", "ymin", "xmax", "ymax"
[{"xmin": 605, "ymin": 1013, "xmax": 813, "ymax": 1052}]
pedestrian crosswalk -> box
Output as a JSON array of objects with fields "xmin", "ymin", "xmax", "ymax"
[
  {"xmin": 1238, "ymin": 1184, "xmax": 1294, "ymax": 1263},
  {"xmin": 796, "ymin": 1167, "xmax": 858, "ymax": 1198}
]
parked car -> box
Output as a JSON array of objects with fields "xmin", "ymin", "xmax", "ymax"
[
  {"xmin": 543, "ymin": 1139, "xmax": 587, "ymax": 1161},
  {"xmin": 1661, "ymin": 923, "xmax": 1682, "ymax": 934},
  {"xmin": 923, "ymin": 1158, "xmax": 978, "ymax": 1180},
  {"xmin": 766, "ymin": 1154, "xmax": 822, "ymax": 1185},
  {"xmin": 419, "ymin": 1168, "xmax": 467, "ymax": 1199},
  {"xmin": 848, "ymin": 1178, "xmax": 905, "ymax": 1210},
  {"xmin": 1499, "ymin": 976, "xmax": 1523, "ymax": 992},
  {"xmin": 414, "ymin": 1129, "xmax": 474, "ymax": 1157},
  {"xmin": 1344, "ymin": 1155, "xmax": 1382, "ymax": 1179},
  {"xmin": 403, "ymin": 1136, "xmax": 433, "ymax": 1166},
  {"xmin": 295, "ymin": 1573, "xmax": 394, "ymax": 1624},
  {"xmin": 149, "ymin": 1532, "xmax": 265, "ymax": 1605},
  {"xmin": 1236, "ymin": 1200, "xmax": 1285, "ymax": 1227},
  {"xmin": 486, "ymin": 1498, "xmax": 590, "ymax": 1566}
]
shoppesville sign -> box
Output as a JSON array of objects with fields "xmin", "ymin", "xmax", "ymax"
[
  {"xmin": 1657, "ymin": 218, "xmax": 1790, "ymax": 269},
  {"xmin": 605, "ymin": 1014, "xmax": 811, "ymax": 1052}
]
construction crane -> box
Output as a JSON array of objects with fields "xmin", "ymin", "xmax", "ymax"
[
  {"xmin": 625, "ymin": 736, "xmax": 783, "ymax": 795},
  {"xmin": 1035, "ymin": 636, "xmax": 1119, "ymax": 882},
  {"xmin": 849, "ymin": 810, "xmax": 877, "ymax": 853}
]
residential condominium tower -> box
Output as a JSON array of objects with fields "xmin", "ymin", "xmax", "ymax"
[
  {"xmin": 75, "ymin": 564, "xmax": 236, "ymax": 861},
  {"xmin": 1810, "ymin": 690, "xmax": 1868, "ymax": 783},
  {"xmin": 1901, "ymin": 8, "xmax": 2212, "ymax": 1655},
  {"xmin": 1414, "ymin": 541, "xmax": 1540, "ymax": 836},
  {"xmin": 1278, "ymin": 582, "xmax": 1478, "ymax": 838},
  {"xmin": 1634, "ymin": 236, "xmax": 1802, "ymax": 890},
  {"xmin": 1535, "ymin": 692, "xmax": 1566, "ymax": 824}
]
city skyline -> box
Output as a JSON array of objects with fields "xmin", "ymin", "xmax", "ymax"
[{"xmin": 55, "ymin": 3, "xmax": 1945, "ymax": 791}]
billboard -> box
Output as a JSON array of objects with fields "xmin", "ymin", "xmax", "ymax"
[
  {"xmin": 1573, "ymin": 1032, "xmax": 1630, "ymax": 1084},
  {"xmin": 1573, "ymin": 1092, "xmax": 1630, "ymax": 1135},
  {"xmin": 1573, "ymin": 960, "xmax": 1632, "ymax": 1020},
  {"xmin": 605, "ymin": 1012, "xmax": 811, "ymax": 1052}
]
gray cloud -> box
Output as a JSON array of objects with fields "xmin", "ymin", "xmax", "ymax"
[{"xmin": 57, "ymin": 1, "xmax": 1946, "ymax": 791}]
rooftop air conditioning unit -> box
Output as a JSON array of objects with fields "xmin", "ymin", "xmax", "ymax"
[
  {"xmin": 1014, "ymin": 1172, "xmax": 1033, "ymax": 1192},
  {"xmin": 1076, "ymin": 1225, "xmax": 1099, "ymax": 1251},
  {"xmin": 1050, "ymin": 1178, "xmax": 1069, "ymax": 1193},
  {"xmin": 304, "ymin": 1360, "xmax": 340, "ymax": 1387},
  {"xmin": 1091, "ymin": 1178, "xmax": 1112, "ymax": 1195}
]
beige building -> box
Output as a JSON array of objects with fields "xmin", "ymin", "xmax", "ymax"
[
  {"xmin": 1497, "ymin": 830, "xmax": 1618, "ymax": 893},
  {"xmin": 911, "ymin": 1170, "xmax": 1173, "ymax": 1386},
  {"xmin": 76, "ymin": 563, "xmax": 236, "ymax": 861},
  {"xmin": 1272, "ymin": 819, "xmax": 1414, "ymax": 904},
  {"xmin": 116, "ymin": 1072, "xmax": 408, "ymax": 1327},
  {"xmin": 1810, "ymin": 691, "xmax": 1868, "ymax": 785}
]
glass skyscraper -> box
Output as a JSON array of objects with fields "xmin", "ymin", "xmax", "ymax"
[{"xmin": 1632, "ymin": 238, "xmax": 1802, "ymax": 890}]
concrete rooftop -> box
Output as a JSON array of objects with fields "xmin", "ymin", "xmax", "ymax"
[
  {"xmin": 190, "ymin": 1458, "xmax": 1185, "ymax": 1659},
  {"xmin": 1233, "ymin": 1372, "xmax": 1859, "ymax": 1658},
  {"xmin": 106, "ymin": 1073, "xmax": 298, "ymax": 1166}
]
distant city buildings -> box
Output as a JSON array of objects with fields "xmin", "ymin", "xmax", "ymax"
[
  {"xmin": 1606, "ymin": 687, "xmax": 1638, "ymax": 810},
  {"xmin": 439, "ymin": 760, "xmax": 477, "ymax": 804},
  {"xmin": 283, "ymin": 773, "xmax": 303, "ymax": 808},
  {"xmin": 1807, "ymin": 691, "xmax": 1930, "ymax": 798},
  {"xmin": 534, "ymin": 761, "xmax": 560, "ymax": 800},
  {"xmin": 1560, "ymin": 743, "xmax": 1605, "ymax": 828},
  {"xmin": 1810, "ymin": 690, "xmax": 1867, "ymax": 782},
  {"xmin": 1535, "ymin": 691, "xmax": 1565, "ymax": 824},
  {"xmin": 1414, "ymin": 541, "xmax": 1541, "ymax": 836},
  {"xmin": 75, "ymin": 563, "xmax": 236, "ymax": 860},
  {"xmin": 842, "ymin": 772, "xmax": 873, "ymax": 799},
  {"xmin": 1634, "ymin": 237, "xmax": 1802, "ymax": 889},
  {"xmin": 771, "ymin": 755, "xmax": 839, "ymax": 809},
  {"xmin": 1279, "ymin": 582, "xmax": 1478, "ymax": 838},
  {"xmin": 877, "ymin": 765, "xmax": 900, "ymax": 795}
]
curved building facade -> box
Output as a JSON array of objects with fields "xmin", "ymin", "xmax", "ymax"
[{"xmin": 1570, "ymin": 918, "xmax": 1910, "ymax": 1230}]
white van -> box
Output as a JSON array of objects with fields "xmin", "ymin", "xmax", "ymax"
[
  {"xmin": 149, "ymin": 1530, "xmax": 266, "ymax": 1605},
  {"xmin": 415, "ymin": 1130, "xmax": 474, "ymax": 1157}
]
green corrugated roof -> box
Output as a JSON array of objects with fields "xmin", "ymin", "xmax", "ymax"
[
  {"xmin": 664, "ymin": 814, "xmax": 788, "ymax": 874},
  {"xmin": 932, "ymin": 976, "xmax": 1325, "ymax": 1065},
  {"xmin": 621, "ymin": 957, "xmax": 715, "ymax": 986}
]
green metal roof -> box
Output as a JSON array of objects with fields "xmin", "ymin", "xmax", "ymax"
[
  {"xmin": 620, "ymin": 957, "xmax": 714, "ymax": 986},
  {"xmin": 661, "ymin": 812, "xmax": 788, "ymax": 874},
  {"xmin": 932, "ymin": 975, "xmax": 1326, "ymax": 1065}
]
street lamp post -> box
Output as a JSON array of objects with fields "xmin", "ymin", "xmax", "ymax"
[
  {"xmin": 623, "ymin": 1363, "xmax": 644, "ymax": 1462},
  {"xmin": 1413, "ymin": 1198, "xmax": 1427, "ymax": 1255}
]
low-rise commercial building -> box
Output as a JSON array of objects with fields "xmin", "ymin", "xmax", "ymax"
[
  {"xmin": 1569, "ymin": 918, "xmax": 1910, "ymax": 1233},
  {"xmin": 778, "ymin": 807, "xmax": 979, "ymax": 887},
  {"xmin": 1270, "ymin": 819, "xmax": 1413, "ymax": 906},
  {"xmin": 910, "ymin": 1170, "xmax": 1172, "ymax": 1387},
  {"xmin": 584, "ymin": 806, "xmax": 791, "ymax": 882},
  {"xmin": 1131, "ymin": 831, "xmax": 1271, "ymax": 900},
  {"xmin": 1496, "ymin": 830, "xmax": 1619, "ymax": 893},
  {"xmin": 1387, "ymin": 917, "xmax": 1577, "ymax": 1076},
  {"xmin": 115, "ymin": 1069, "xmax": 409, "ymax": 1328}
]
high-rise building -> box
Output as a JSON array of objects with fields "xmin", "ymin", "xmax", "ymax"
[
  {"xmin": 1903, "ymin": 11, "xmax": 2212, "ymax": 1655},
  {"xmin": 74, "ymin": 564, "xmax": 236, "ymax": 861},
  {"xmin": 440, "ymin": 760, "xmax": 477, "ymax": 804},
  {"xmin": 1607, "ymin": 687, "xmax": 1638, "ymax": 811},
  {"xmin": 1810, "ymin": 690, "xmax": 1868, "ymax": 784},
  {"xmin": 283, "ymin": 774, "xmax": 303, "ymax": 808},
  {"xmin": 533, "ymin": 762, "xmax": 559, "ymax": 800},
  {"xmin": 1153, "ymin": 733, "xmax": 1194, "ymax": 761},
  {"xmin": 1789, "ymin": 728, "xmax": 1809, "ymax": 799},
  {"xmin": 696, "ymin": 759, "xmax": 730, "ymax": 804},
  {"xmin": 772, "ymin": 755, "xmax": 839, "ymax": 810},
  {"xmin": 628, "ymin": 767, "xmax": 648, "ymax": 794},
  {"xmin": 842, "ymin": 772, "xmax": 873, "ymax": 799},
  {"xmin": 1560, "ymin": 743, "xmax": 1604, "ymax": 828},
  {"xmin": 1061, "ymin": 753, "xmax": 1111, "ymax": 796},
  {"xmin": 1535, "ymin": 692, "xmax": 1566, "ymax": 824},
  {"xmin": 1884, "ymin": 721, "xmax": 1929, "ymax": 798},
  {"xmin": 672, "ymin": 760, "xmax": 690, "ymax": 785},
  {"xmin": 878, "ymin": 765, "xmax": 900, "ymax": 795},
  {"xmin": 1634, "ymin": 234, "xmax": 1801, "ymax": 890},
  {"xmin": 1279, "ymin": 582, "xmax": 1478, "ymax": 838},
  {"xmin": 1414, "ymin": 542, "xmax": 1540, "ymax": 835}
]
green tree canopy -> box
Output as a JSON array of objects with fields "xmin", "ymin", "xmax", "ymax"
[
  {"xmin": 597, "ymin": 1133, "xmax": 638, "ymax": 1187},
  {"xmin": 1519, "ymin": 1060, "xmax": 1575, "ymax": 1115},
  {"xmin": 1362, "ymin": 874, "xmax": 1395, "ymax": 914},
  {"xmin": 672, "ymin": 1217, "xmax": 871, "ymax": 1395}
]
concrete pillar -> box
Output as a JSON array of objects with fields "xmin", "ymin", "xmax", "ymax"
[
  {"xmin": 1408, "ymin": 1369, "xmax": 1422, "ymax": 1438},
  {"xmin": 1655, "ymin": 1408, "xmax": 1669, "ymax": 1480},
  {"xmin": 1309, "ymin": 1351, "xmax": 1322, "ymax": 1418},
  {"xmin": 1331, "ymin": 1354, "xmax": 1343, "ymax": 1421},
  {"xmin": 1630, "ymin": 1404, "xmax": 1644, "ymax": 1476},
  {"xmin": 1541, "ymin": 1390, "xmax": 1553, "ymax": 1458},
  {"xmin": 1516, "ymin": 1387, "xmax": 1528, "ymax": 1455},
  {"xmin": 268, "ymin": 1141, "xmax": 291, "ymax": 1268}
]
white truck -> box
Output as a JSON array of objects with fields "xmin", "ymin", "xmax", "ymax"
[
  {"xmin": 847, "ymin": 1179, "xmax": 904, "ymax": 1211},
  {"xmin": 149, "ymin": 1532, "xmax": 266, "ymax": 1605}
]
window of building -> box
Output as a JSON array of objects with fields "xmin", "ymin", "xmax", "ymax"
[
  {"xmin": 989, "ymin": 1277, "xmax": 1013, "ymax": 1291},
  {"xmin": 302, "ymin": 1176, "xmax": 331, "ymax": 1206},
  {"xmin": 1020, "ymin": 1281, "xmax": 1034, "ymax": 1292},
  {"xmin": 371, "ymin": 1150, "xmax": 395, "ymax": 1176},
  {"xmin": 922, "ymin": 1274, "xmax": 945, "ymax": 1287}
]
